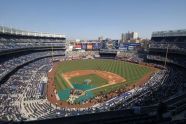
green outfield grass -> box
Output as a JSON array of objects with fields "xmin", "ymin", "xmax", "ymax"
[
  {"xmin": 69, "ymin": 74, "xmax": 108, "ymax": 87},
  {"xmin": 54, "ymin": 59, "xmax": 153, "ymax": 100}
]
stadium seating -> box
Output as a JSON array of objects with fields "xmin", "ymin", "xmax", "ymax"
[{"xmin": 0, "ymin": 29, "xmax": 186, "ymax": 123}]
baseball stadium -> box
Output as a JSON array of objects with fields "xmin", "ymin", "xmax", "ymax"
[{"xmin": 0, "ymin": 1, "xmax": 186, "ymax": 123}]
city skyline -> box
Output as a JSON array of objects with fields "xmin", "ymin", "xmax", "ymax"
[{"xmin": 0, "ymin": 0, "xmax": 186, "ymax": 39}]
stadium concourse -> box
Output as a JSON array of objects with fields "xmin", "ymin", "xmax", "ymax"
[{"xmin": 0, "ymin": 27, "xmax": 186, "ymax": 123}]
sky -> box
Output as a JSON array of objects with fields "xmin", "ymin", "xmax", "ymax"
[{"xmin": 0, "ymin": 0, "xmax": 186, "ymax": 40}]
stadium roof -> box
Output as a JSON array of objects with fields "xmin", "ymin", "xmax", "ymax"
[
  {"xmin": 0, "ymin": 26, "xmax": 65, "ymax": 39},
  {"xmin": 152, "ymin": 29, "xmax": 186, "ymax": 37}
]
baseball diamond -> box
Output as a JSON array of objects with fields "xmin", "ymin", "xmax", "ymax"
[{"xmin": 47, "ymin": 59, "xmax": 158, "ymax": 108}]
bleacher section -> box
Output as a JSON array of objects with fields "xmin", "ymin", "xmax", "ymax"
[{"xmin": 99, "ymin": 49, "xmax": 117, "ymax": 58}]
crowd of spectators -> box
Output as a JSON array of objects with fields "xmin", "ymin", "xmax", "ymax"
[
  {"xmin": 147, "ymin": 55, "xmax": 186, "ymax": 68},
  {"xmin": 149, "ymin": 42, "xmax": 186, "ymax": 53},
  {"xmin": 0, "ymin": 55, "xmax": 66, "ymax": 121},
  {"xmin": 0, "ymin": 38, "xmax": 66, "ymax": 51},
  {"xmin": 129, "ymin": 67, "xmax": 186, "ymax": 107},
  {"xmin": 116, "ymin": 51, "xmax": 143, "ymax": 63},
  {"xmin": 0, "ymin": 51, "xmax": 65, "ymax": 81},
  {"xmin": 65, "ymin": 51, "xmax": 99, "ymax": 60}
]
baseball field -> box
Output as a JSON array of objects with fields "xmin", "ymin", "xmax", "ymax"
[{"xmin": 47, "ymin": 59, "xmax": 157, "ymax": 106}]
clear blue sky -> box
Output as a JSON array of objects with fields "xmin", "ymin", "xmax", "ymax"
[{"xmin": 0, "ymin": 0, "xmax": 186, "ymax": 39}]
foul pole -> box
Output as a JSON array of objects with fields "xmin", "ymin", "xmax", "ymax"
[
  {"xmin": 51, "ymin": 43, "xmax": 54, "ymax": 65},
  {"xmin": 164, "ymin": 43, "xmax": 169, "ymax": 67}
]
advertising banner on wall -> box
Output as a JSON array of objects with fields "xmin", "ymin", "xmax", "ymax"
[{"xmin": 87, "ymin": 43, "xmax": 93, "ymax": 49}]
